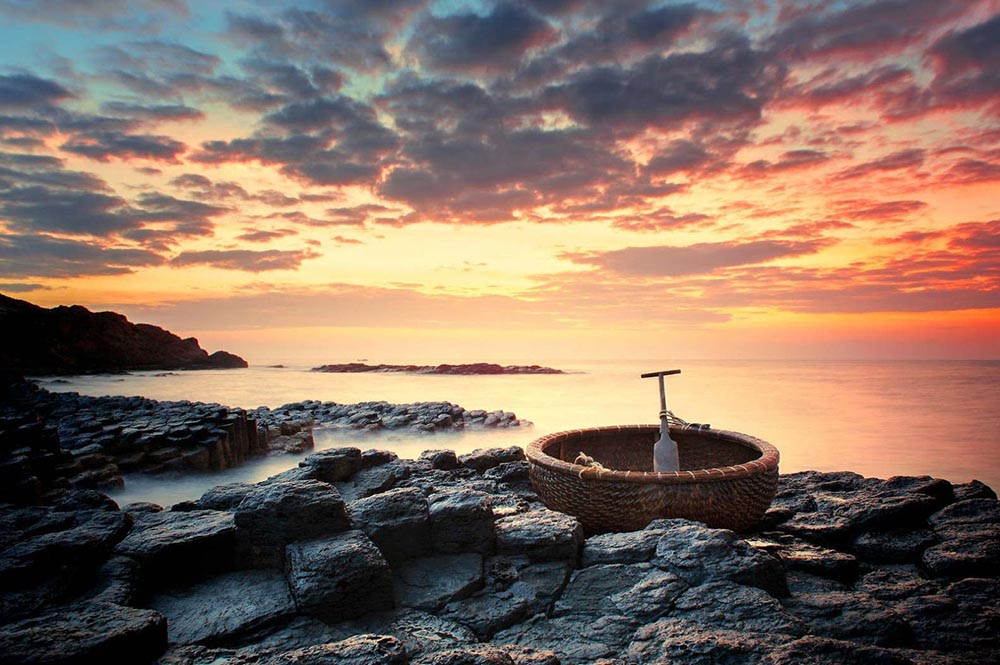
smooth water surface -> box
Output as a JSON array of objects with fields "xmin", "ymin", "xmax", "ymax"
[{"xmin": 37, "ymin": 359, "xmax": 1000, "ymax": 506}]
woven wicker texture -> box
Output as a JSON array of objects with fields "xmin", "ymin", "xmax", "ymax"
[{"xmin": 526, "ymin": 425, "xmax": 779, "ymax": 534}]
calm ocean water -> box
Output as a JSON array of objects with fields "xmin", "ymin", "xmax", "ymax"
[{"xmin": 37, "ymin": 359, "xmax": 1000, "ymax": 506}]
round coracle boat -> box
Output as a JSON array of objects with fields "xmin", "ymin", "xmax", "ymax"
[{"xmin": 526, "ymin": 424, "xmax": 780, "ymax": 534}]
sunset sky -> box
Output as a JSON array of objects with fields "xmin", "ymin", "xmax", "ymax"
[{"xmin": 0, "ymin": 0, "xmax": 997, "ymax": 362}]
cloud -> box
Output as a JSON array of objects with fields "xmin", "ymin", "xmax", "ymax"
[
  {"xmin": 0, "ymin": 0, "xmax": 188, "ymax": 31},
  {"xmin": 566, "ymin": 239, "xmax": 831, "ymax": 277},
  {"xmin": 0, "ymin": 73, "xmax": 74, "ymax": 109},
  {"xmin": 741, "ymin": 150, "xmax": 830, "ymax": 177},
  {"xmin": 236, "ymin": 229, "xmax": 298, "ymax": 243},
  {"xmin": 543, "ymin": 34, "xmax": 780, "ymax": 130},
  {"xmin": 99, "ymin": 102, "xmax": 204, "ymax": 122},
  {"xmin": 409, "ymin": 2, "xmax": 555, "ymax": 73},
  {"xmin": 170, "ymin": 248, "xmax": 320, "ymax": 272},
  {"xmin": 0, "ymin": 233, "xmax": 165, "ymax": 278},
  {"xmin": 833, "ymin": 148, "xmax": 925, "ymax": 180},
  {"xmin": 60, "ymin": 131, "xmax": 187, "ymax": 162},
  {"xmin": 767, "ymin": 0, "xmax": 972, "ymax": 62},
  {"xmin": 836, "ymin": 199, "xmax": 928, "ymax": 222},
  {"xmin": 0, "ymin": 282, "xmax": 48, "ymax": 293}
]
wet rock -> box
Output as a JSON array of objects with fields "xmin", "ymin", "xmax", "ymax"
[
  {"xmin": 927, "ymin": 498, "xmax": 1000, "ymax": 529},
  {"xmin": 494, "ymin": 614, "xmax": 637, "ymax": 664},
  {"xmin": 285, "ymin": 530, "xmax": 393, "ymax": 623},
  {"xmin": 259, "ymin": 634, "xmax": 407, "ymax": 665},
  {"xmin": 440, "ymin": 557, "xmax": 571, "ymax": 639},
  {"xmin": 234, "ymin": 479, "xmax": 350, "ymax": 566},
  {"xmin": 779, "ymin": 573, "xmax": 911, "ymax": 646},
  {"xmin": 394, "ymin": 552, "xmax": 484, "ymax": 611},
  {"xmin": 761, "ymin": 635, "xmax": 913, "ymax": 664},
  {"xmin": 495, "ymin": 510, "xmax": 583, "ymax": 562},
  {"xmin": 0, "ymin": 600, "xmax": 166, "ymax": 665},
  {"xmin": 115, "ymin": 510, "xmax": 236, "ymax": 587},
  {"xmin": 880, "ymin": 476, "xmax": 955, "ymax": 507},
  {"xmin": 778, "ymin": 511, "xmax": 854, "ymax": 548},
  {"xmin": 895, "ymin": 577, "xmax": 1000, "ymax": 652},
  {"xmin": 758, "ymin": 491, "xmax": 818, "ymax": 529},
  {"xmin": 335, "ymin": 459, "xmax": 411, "ymax": 503},
  {"xmin": 852, "ymin": 529, "xmax": 937, "ymax": 564},
  {"xmin": 922, "ymin": 524, "xmax": 1000, "ymax": 579},
  {"xmin": 197, "ymin": 482, "xmax": 253, "ymax": 511},
  {"xmin": 412, "ymin": 644, "xmax": 516, "ymax": 665},
  {"xmin": 298, "ymin": 446, "xmax": 362, "ymax": 483},
  {"xmin": 653, "ymin": 519, "xmax": 788, "ymax": 597},
  {"xmin": 149, "ymin": 569, "xmax": 296, "ymax": 646},
  {"xmin": 429, "ymin": 489, "xmax": 496, "ymax": 554},
  {"xmin": 484, "ymin": 461, "xmax": 530, "ymax": 484},
  {"xmin": 460, "ymin": 447, "xmax": 526, "ymax": 473},
  {"xmin": 420, "ymin": 449, "xmax": 460, "ymax": 470},
  {"xmin": 350, "ymin": 487, "xmax": 431, "ymax": 563},
  {"xmin": 627, "ymin": 616, "xmax": 792, "ymax": 664},
  {"xmin": 124, "ymin": 502, "xmax": 164, "ymax": 513},
  {"xmin": 748, "ymin": 531, "xmax": 859, "ymax": 584},
  {"xmin": 855, "ymin": 566, "xmax": 941, "ymax": 602},
  {"xmin": 834, "ymin": 491, "xmax": 939, "ymax": 531},
  {"xmin": 951, "ymin": 480, "xmax": 996, "ymax": 502},
  {"xmin": 561, "ymin": 563, "xmax": 688, "ymax": 625},
  {"xmin": 84, "ymin": 554, "xmax": 141, "ymax": 606},
  {"xmin": 328, "ymin": 609, "xmax": 478, "ymax": 661},
  {"xmin": 362, "ymin": 448, "xmax": 399, "ymax": 468}
]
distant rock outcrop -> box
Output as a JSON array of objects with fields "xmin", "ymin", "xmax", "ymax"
[
  {"xmin": 0, "ymin": 294, "xmax": 247, "ymax": 374},
  {"xmin": 311, "ymin": 363, "xmax": 565, "ymax": 375}
]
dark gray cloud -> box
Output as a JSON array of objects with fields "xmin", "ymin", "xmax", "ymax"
[
  {"xmin": 543, "ymin": 34, "xmax": 780, "ymax": 130},
  {"xmin": 0, "ymin": 233, "xmax": 165, "ymax": 278},
  {"xmin": 170, "ymin": 248, "xmax": 319, "ymax": 272},
  {"xmin": 409, "ymin": 2, "xmax": 555, "ymax": 73},
  {"xmin": 741, "ymin": 149, "xmax": 830, "ymax": 177},
  {"xmin": 60, "ymin": 131, "xmax": 187, "ymax": 162},
  {"xmin": 833, "ymin": 148, "xmax": 925, "ymax": 180},
  {"xmin": 768, "ymin": 0, "xmax": 971, "ymax": 61},
  {"xmin": 0, "ymin": 0, "xmax": 187, "ymax": 31},
  {"xmin": 0, "ymin": 73, "xmax": 74, "ymax": 109},
  {"xmin": 566, "ymin": 239, "xmax": 830, "ymax": 277},
  {"xmin": 0, "ymin": 282, "xmax": 47, "ymax": 293},
  {"xmin": 99, "ymin": 102, "xmax": 204, "ymax": 122}
]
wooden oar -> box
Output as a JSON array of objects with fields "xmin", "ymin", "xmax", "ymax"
[{"xmin": 640, "ymin": 369, "xmax": 681, "ymax": 472}]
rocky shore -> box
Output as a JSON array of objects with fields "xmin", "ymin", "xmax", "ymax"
[
  {"xmin": 0, "ymin": 294, "xmax": 247, "ymax": 374},
  {"xmin": 0, "ymin": 441, "xmax": 997, "ymax": 664},
  {"xmin": 311, "ymin": 363, "xmax": 566, "ymax": 375},
  {"xmin": 0, "ymin": 378, "xmax": 527, "ymax": 503}
]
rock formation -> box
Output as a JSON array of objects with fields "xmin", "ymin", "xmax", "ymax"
[
  {"xmin": 0, "ymin": 446, "xmax": 997, "ymax": 664},
  {"xmin": 0, "ymin": 293, "xmax": 247, "ymax": 374}
]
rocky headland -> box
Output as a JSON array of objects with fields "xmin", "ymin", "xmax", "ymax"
[
  {"xmin": 0, "ymin": 294, "xmax": 247, "ymax": 374},
  {"xmin": 0, "ymin": 377, "xmax": 528, "ymax": 503},
  {"xmin": 311, "ymin": 363, "xmax": 566, "ymax": 375},
  {"xmin": 0, "ymin": 439, "xmax": 997, "ymax": 664}
]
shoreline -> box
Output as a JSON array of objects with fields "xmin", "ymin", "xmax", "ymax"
[{"xmin": 0, "ymin": 443, "xmax": 997, "ymax": 663}]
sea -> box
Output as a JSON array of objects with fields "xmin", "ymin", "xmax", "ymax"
[{"xmin": 35, "ymin": 359, "xmax": 1000, "ymax": 507}]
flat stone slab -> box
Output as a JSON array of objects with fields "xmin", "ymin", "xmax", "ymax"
[
  {"xmin": 394, "ymin": 553, "xmax": 484, "ymax": 611},
  {"xmin": 0, "ymin": 600, "xmax": 166, "ymax": 664},
  {"xmin": 428, "ymin": 489, "xmax": 495, "ymax": 554},
  {"xmin": 285, "ymin": 530, "xmax": 394, "ymax": 623},
  {"xmin": 149, "ymin": 569, "xmax": 296, "ymax": 645},
  {"xmin": 114, "ymin": 510, "xmax": 235, "ymax": 586},
  {"xmin": 350, "ymin": 487, "xmax": 431, "ymax": 563},
  {"xmin": 495, "ymin": 509, "xmax": 583, "ymax": 562}
]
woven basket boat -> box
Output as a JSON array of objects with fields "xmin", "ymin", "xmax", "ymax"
[{"xmin": 526, "ymin": 424, "xmax": 779, "ymax": 534}]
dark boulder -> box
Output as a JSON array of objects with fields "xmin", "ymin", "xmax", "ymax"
[
  {"xmin": 460, "ymin": 447, "xmax": 526, "ymax": 473},
  {"xmin": 852, "ymin": 529, "xmax": 938, "ymax": 564},
  {"xmin": 114, "ymin": 510, "xmax": 236, "ymax": 587},
  {"xmin": 284, "ymin": 530, "xmax": 394, "ymax": 623},
  {"xmin": 298, "ymin": 447, "xmax": 362, "ymax": 483},
  {"xmin": 149, "ymin": 569, "xmax": 296, "ymax": 646},
  {"xmin": 234, "ymin": 479, "xmax": 350, "ymax": 567},
  {"xmin": 0, "ymin": 601, "xmax": 166, "ymax": 665},
  {"xmin": 393, "ymin": 553, "xmax": 484, "ymax": 611},
  {"xmin": 429, "ymin": 489, "xmax": 496, "ymax": 554},
  {"xmin": 349, "ymin": 487, "xmax": 431, "ymax": 563},
  {"xmin": 495, "ymin": 510, "xmax": 583, "ymax": 563}
]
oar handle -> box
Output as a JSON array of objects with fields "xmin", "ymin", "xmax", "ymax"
[
  {"xmin": 641, "ymin": 369, "xmax": 681, "ymax": 415},
  {"xmin": 640, "ymin": 369, "xmax": 681, "ymax": 378}
]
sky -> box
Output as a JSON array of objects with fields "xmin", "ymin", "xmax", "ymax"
[{"xmin": 0, "ymin": 0, "xmax": 997, "ymax": 362}]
